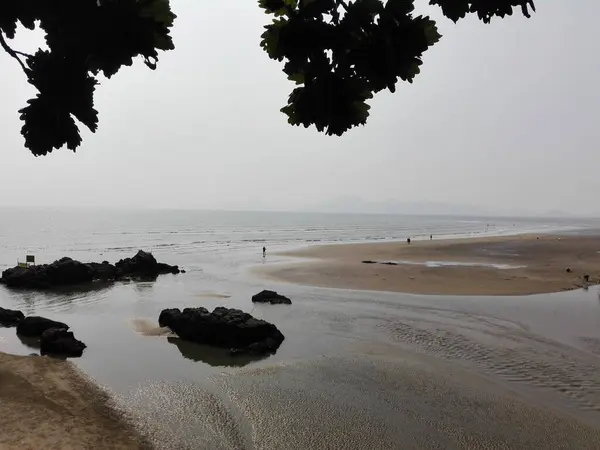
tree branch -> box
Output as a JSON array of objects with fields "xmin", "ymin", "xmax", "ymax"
[
  {"xmin": 338, "ymin": 0, "xmax": 348, "ymax": 13},
  {"xmin": 0, "ymin": 31, "xmax": 30, "ymax": 75}
]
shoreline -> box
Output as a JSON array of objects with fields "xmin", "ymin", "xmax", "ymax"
[
  {"xmin": 0, "ymin": 352, "xmax": 148, "ymax": 450},
  {"xmin": 257, "ymin": 234, "xmax": 600, "ymax": 296}
]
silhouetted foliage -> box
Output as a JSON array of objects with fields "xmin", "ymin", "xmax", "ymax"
[
  {"xmin": 259, "ymin": 0, "xmax": 535, "ymax": 136},
  {"xmin": 0, "ymin": 0, "xmax": 175, "ymax": 156},
  {"xmin": 1, "ymin": 0, "xmax": 534, "ymax": 155}
]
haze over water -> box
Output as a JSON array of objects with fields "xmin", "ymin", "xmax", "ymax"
[{"xmin": 1, "ymin": 209, "xmax": 600, "ymax": 448}]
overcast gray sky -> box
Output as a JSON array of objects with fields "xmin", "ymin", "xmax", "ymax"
[{"xmin": 0, "ymin": 1, "xmax": 598, "ymax": 215}]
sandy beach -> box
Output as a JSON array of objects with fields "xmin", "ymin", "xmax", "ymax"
[
  {"xmin": 0, "ymin": 352, "xmax": 147, "ymax": 450},
  {"xmin": 2, "ymin": 218, "xmax": 600, "ymax": 449},
  {"xmin": 261, "ymin": 234, "xmax": 600, "ymax": 295}
]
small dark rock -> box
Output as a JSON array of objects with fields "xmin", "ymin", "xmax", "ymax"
[
  {"xmin": 583, "ymin": 274, "xmax": 590, "ymax": 282},
  {"xmin": 251, "ymin": 290, "xmax": 292, "ymax": 305},
  {"xmin": 0, "ymin": 307, "xmax": 25, "ymax": 327},
  {"xmin": 159, "ymin": 306, "xmax": 285, "ymax": 356},
  {"xmin": 40, "ymin": 327, "xmax": 86, "ymax": 357},
  {"xmin": 566, "ymin": 268, "xmax": 572, "ymax": 273},
  {"xmin": 362, "ymin": 260, "xmax": 377, "ymax": 264},
  {"xmin": 17, "ymin": 316, "xmax": 69, "ymax": 337},
  {"xmin": 382, "ymin": 261, "xmax": 398, "ymax": 266}
]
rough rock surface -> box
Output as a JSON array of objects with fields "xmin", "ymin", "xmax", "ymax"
[
  {"xmin": 159, "ymin": 307, "xmax": 285, "ymax": 355},
  {"xmin": 16, "ymin": 316, "xmax": 70, "ymax": 337},
  {"xmin": 0, "ymin": 250, "xmax": 180, "ymax": 289},
  {"xmin": 115, "ymin": 250, "xmax": 180, "ymax": 278},
  {"xmin": 40, "ymin": 328, "xmax": 87, "ymax": 357},
  {"xmin": 251, "ymin": 290, "xmax": 292, "ymax": 305},
  {"xmin": 0, "ymin": 307, "xmax": 25, "ymax": 327}
]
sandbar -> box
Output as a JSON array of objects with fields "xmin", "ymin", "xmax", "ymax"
[{"xmin": 259, "ymin": 234, "xmax": 600, "ymax": 295}]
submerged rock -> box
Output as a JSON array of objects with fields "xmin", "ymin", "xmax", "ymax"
[
  {"xmin": 252, "ymin": 290, "xmax": 292, "ymax": 305},
  {"xmin": 40, "ymin": 328, "xmax": 86, "ymax": 358},
  {"xmin": 0, "ymin": 307, "xmax": 25, "ymax": 327},
  {"xmin": 159, "ymin": 307, "xmax": 285, "ymax": 356},
  {"xmin": 16, "ymin": 316, "xmax": 69, "ymax": 337},
  {"xmin": 0, "ymin": 250, "xmax": 180, "ymax": 289}
]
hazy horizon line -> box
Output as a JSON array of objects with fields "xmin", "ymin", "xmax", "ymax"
[{"xmin": 0, "ymin": 205, "xmax": 598, "ymax": 220}]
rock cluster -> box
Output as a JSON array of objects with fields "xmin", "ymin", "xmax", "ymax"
[
  {"xmin": 1, "ymin": 313, "xmax": 86, "ymax": 358},
  {"xmin": 0, "ymin": 250, "xmax": 180, "ymax": 289}
]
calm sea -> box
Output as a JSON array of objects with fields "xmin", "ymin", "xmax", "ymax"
[
  {"xmin": 1, "ymin": 209, "xmax": 599, "ymax": 448},
  {"xmin": 0, "ymin": 208, "xmax": 595, "ymax": 269}
]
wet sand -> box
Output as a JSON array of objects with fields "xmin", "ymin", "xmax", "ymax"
[
  {"xmin": 260, "ymin": 234, "xmax": 600, "ymax": 295},
  {"xmin": 117, "ymin": 284, "xmax": 600, "ymax": 449},
  {"xmin": 123, "ymin": 349, "xmax": 600, "ymax": 449},
  {"xmin": 0, "ymin": 352, "xmax": 147, "ymax": 450}
]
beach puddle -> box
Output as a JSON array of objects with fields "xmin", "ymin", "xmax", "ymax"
[{"xmin": 381, "ymin": 260, "xmax": 526, "ymax": 269}]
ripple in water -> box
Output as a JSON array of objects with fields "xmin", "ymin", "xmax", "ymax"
[{"xmin": 380, "ymin": 310, "xmax": 600, "ymax": 420}]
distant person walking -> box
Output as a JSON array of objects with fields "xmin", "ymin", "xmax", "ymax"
[
  {"xmin": 406, "ymin": 238, "xmax": 411, "ymax": 244},
  {"xmin": 263, "ymin": 246, "xmax": 266, "ymax": 257},
  {"xmin": 430, "ymin": 234, "xmax": 433, "ymax": 240}
]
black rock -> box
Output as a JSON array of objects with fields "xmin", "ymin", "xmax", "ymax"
[
  {"xmin": 40, "ymin": 328, "xmax": 87, "ymax": 358},
  {"xmin": 0, "ymin": 307, "xmax": 25, "ymax": 327},
  {"xmin": 116, "ymin": 250, "xmax": 180, "ymax": 278},
  {"xmin": 0, "ymin": 250, "xmax": 180, "ymax": 290},
  {"xmin": 88, "ymin": 262, "xmax": 117, "ymax": 281},
  {"xmin": 1, "ymin": 257, "xmax": 93, "ymax": 289},
  {"xmin": 251, "ymin": 290, "xmax": 292, "ymax": 305},
  {"xmin": 159, "ymin": 306, "xmax": 285, "ymax": 356},
  {"xmin": 362, "ymin": 260, "xmax": 377, "ymax": 264},
  {"xmin": 158, "ymin": 308, "xmax": 196, "ymax": 328},
  {"xmin": 16, "ymin": 316, "xmax": 69, "ymax": 337}
]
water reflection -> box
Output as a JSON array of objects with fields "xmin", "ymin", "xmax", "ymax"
[
  {"xmin": 1, "ymin": 281, "xmax": 114, "ymax": 313},
  {"xmin": 17, "ymin": 334, "xmax": 40, "ymax": 350},
  {"xmin": 167, "ymin": 337, "xmax": 269, "ymax": 367},
  {"xmin": 134, "ymin": 281, "xmax": 156, "ymax": 295},
  {"xmin": 2, "ymin": 280, "xmax": 114, "ymax": 296}
]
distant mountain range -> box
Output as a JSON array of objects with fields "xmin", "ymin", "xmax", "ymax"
[
  {"xmin": 302, "ymin": 196, "xmax": 489, "ymax": 216},
  {"xmin": 300, "ymin": 196, "xmax": 591, "ymax": 218}
]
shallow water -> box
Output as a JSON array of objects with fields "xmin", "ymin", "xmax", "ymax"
[
  {"xmin": 383, "ymin": 260, "xmax": 526, "ymax": 269},
  {"xmin": 1, "ymin": 210, "xmax": 600, "ymax": 448}
]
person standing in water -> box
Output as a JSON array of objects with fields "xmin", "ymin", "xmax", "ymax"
[
  {"xmin": 263, "ymin": 246, "xmax": 266, "ymax": 257},
  {"xmin": 406, "ymin": 238, "xmax": 411, "ymax": 244},
  {"xmin": 430, "ymin": 234, "xmax": 433, "ymax": 240}
]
